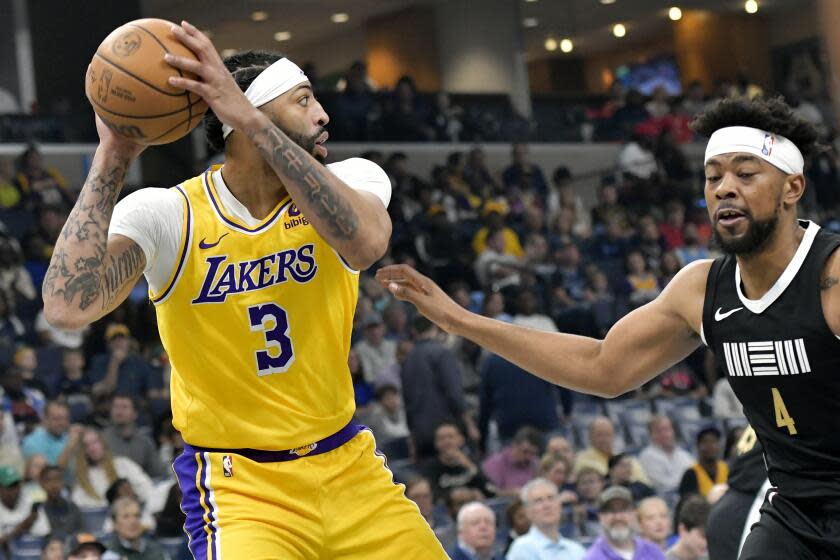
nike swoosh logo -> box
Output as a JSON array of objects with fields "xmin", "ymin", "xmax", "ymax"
[
  {"xmin": 198, "ymin": 233, "xmax": 229, "ymax": 250},
  {"xmin": 715, "ymin": 307, "xmax": 743, "ymax": 321}
]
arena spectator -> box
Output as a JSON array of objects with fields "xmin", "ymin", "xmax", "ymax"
[
  {"xmin": 584, "ymin": 486, "xmax": 665, "ymax": 560},
  {"xmin": 481, "ymin": 426, "xmax": 542, "ymax": 495},
  {"xmin": 0, "ymin": 290, "xmax": 26, "ymax": 347},
  {"xmin": 384, "ymin": 75, "xmax": 432, "ymax": 141},
  {"xmin": 56, "ymin": 348, "xmax": 93, "ymax": 401},
  {"xmin": 89, "ymin": 324, "xmax": 157, "ymax": 400},
  {"xmin": 349, "ymin": 349, "xmax": 374, "ymax": 411},
  {"xmin": 13, "ymin": 145, "xmax": 72, "ymax": 211},
  {"xmin": 712, "ymin": 377, "xmax": 744, "ymax": 419},
  {"xmin": 512, "ymin": 288, "xmax": 557, "ymax": 333},
  {"xmin": 0, "ymin": 158, "xmax": 20, "ymax": 208},
  {"xmin": 538, "ymin": 455, "xmax": 578, "ymax": 505},
  {"xmin": 386, "ymin": 152, "xmax": 426, "ymax": 228},
  {"xmin": 0, "ymin": 465, "xmax": 51, "ymax": 548},
  {"xmin": 673, "ymin": 224, "xmax": 710, "ymax": 266},
  {"xmin": 636, "ymin": 497, "xmax": 672, "ymax": 552},
  {"xmin": 102, "ymin": 478, "xmax": 157, "ymax": 533},
  {"xmin": 39, "ymin": 465, "xmax": 83, "ymax": 538},
  {"xmin": 478, "ymin": 353, "xmax": 560, "ymax": 450},
  {"xmin": 401, "ymin": 316, "xmax": 477, "ymax": 458},
  {"xmin": 0, "ymin": 410, "xmax": 24, "ymax": 474},
  {"xmin": 505, "ymin": 499, "xmax": 530, "ymax": 553},
  {"xmin": 634, "ymin": 215, "xmax": 666, "ymax": 272},
  {"xmin": 573, "ymin": 465, "xmax": 605, "ymax": 539},
  {"xmin": 103, "ymin": 496, "xmax": 168, "ymax": 560},
  {"xmin": 464, "ymin": 147, "xmax": 502, "ymax": 197},
  {"xmin": 21, "ymin": 401, "xmax": 78, "ymax": 468},
  {"xmin": 474, "ymin": 228, "xmax": 523, "ymax": 290},
  {"xmin": 548, "ymin": 166, "xmax": 590, "ymax": 236},
  {"xmin": 40, "ymin": 534, "xmax": 65, "ymax": 560},
  {"xmin": 623, "ymin": 250, "xmax": 660, "ymax": 308},
  {"xmin": 658, "ymin": 202, "xmax": 685, "ymax": 250},
  {"xmin": 677, "ymin": 81, "xmax": 709, "ymax": 118},
  {"xmin": 607, "ymin": 453, "xmax": 655, "ymax": 502},
  {"xmin": 421, "ymin": 422, "xmax": 495, "ymax": 501},
  {"xmin": 638, "ymin": 416, "xmax": 696, "ymax": 495},
  {"xmin": 332, "ymin": 61, "xmax": 375, "ymax": 141},
  {"xmin": 373, "ymin": 338, "xmax": 412, "ymax": 390},
  {"xmin": 71, "ymin": 427, "xmax": 153, "ymax": 509},
  {"xmin": 507, "ymin": 478, "xmax": 586, "ymax": 560},
  {"xmin": 102, "ymin": 395, "xmax": 166, "ymax": 479},
  {"xmin": 678, "ymin": 426, "xmax": 728, "ymax": 500},
  {"xmin": 405, "ymin": 477, "xmax": 449, "ymax": 531},
  {"xmin": 664, "ymin": 496, "xmax": 710, "ymax": 560},
  {"xmin": 428, "ymin": 92, "xmax": 464, "ymax": 143},
  {"xmin": 66, "ymin": 533, "xmax": 108, "ymax": 560},
  {"xmin": 472, "ymin": 200, "xmax": 524, "ymax": 259},
  {"xmin": 449, "ymin": 501, "xmax": 499, "ymax": 560},
  {"xmin": 353, "ymin": 312, "xmax": 397, "ymax": 384},
  {"xmin": 22, "ymin": 453, "xmax": 47, "ymax": 502},
  {"xmin": 645, "ymin": 86, "xmax": 671, "ymax": 119},
  {"xmin": 364, "ymin": 384, "xmax": 410, "ymax": 442},
  {"xmin": 573, "ymin": 417, "xmax": 647, "ymax": 483},
  {"xmin": 502, "ymin": 143, "xmax": 548, "ymax": 197},
  {"xmin": 546, "ymin": 435, "xmax": 576, "ymax": 469},
  {"xmin": 658, "ymin": 251, "xmax": 682, "ymax": 288}
]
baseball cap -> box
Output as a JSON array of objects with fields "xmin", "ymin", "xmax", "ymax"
[
  {"xmin": 482, "ymin": 200, "xmax": 509, "ymax": 216},
  {"xmin": 105, "ymin": 323, "xmax": 130, "ymax": 342},
  {"xmin": 696, "ymin": 424, "xmax": 722, "ymax": 443},
  {"xmin": 598, "ymin": 485, "xmax": 634, "ymax": 511},
  {"xmin": 66, "ymin": 533, "xmax": 107, "ymax": 556},
  {"xmin": 361, "ymin": 312, "xmax": 384, "ymax": 329},
  {"xmin": 0, "ymin": 465, "xmax": 21, "ymax": 487}
]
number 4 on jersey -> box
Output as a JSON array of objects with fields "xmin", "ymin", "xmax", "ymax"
[{"xmin": 771, "ymin": 387, "xmax": 797, "ymax": 436}]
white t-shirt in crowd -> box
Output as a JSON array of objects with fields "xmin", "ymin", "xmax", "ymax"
[{"xmin": 109, "ymin": 158, "xmax": 391, "ymax": 294}]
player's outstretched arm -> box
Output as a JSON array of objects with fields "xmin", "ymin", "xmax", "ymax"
[
  {"xmin": 42, "ymin": 116, "xmax": 146, "ymax": 329},
  {"xmin": 164, "ymin": 21, "xmax": 391, "ymax": 270},
  {"xmin": 377, "ymin": 261, "xmax": 709, "ymax": 398}
]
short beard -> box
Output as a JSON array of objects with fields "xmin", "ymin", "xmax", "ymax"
[
  {"xmin": 712, "ymin": 211, "xmax": 780, "ymax": 257},
  {"xmin": 284, "ymin": 127, "xmax": 326, "ymax": 164},
  {"xmin": 605, "ymin": 525, "xmax": 633, "ymax": 543}
]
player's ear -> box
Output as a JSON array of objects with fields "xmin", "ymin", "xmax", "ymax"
[{"xmin": 782, "ymin": 173, "xmax": 806, "ymax": 207}]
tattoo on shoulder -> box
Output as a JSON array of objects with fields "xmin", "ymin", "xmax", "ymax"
[
  {"xmin": 248, "ymin": 126, "xmax": 359, "ymax": 240},
  {"xmin": 821, "ymin": 276, "xmax": 839, "ymax": 291}
]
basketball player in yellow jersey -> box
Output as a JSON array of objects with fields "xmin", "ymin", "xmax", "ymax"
[{"xmin": 42, "ymin": 21, "xmax": 448, "ymax": 560}]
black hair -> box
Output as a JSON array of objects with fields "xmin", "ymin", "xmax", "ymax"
[
  {"xmin": 512, "ymin": 426, "xmax": 543, "ymax": 449},
  {"xmin": 676, "ymin": 495, "xmax": 711, "ymax": 531},
  {"xmin": 39, "ymin": 465, "xmax": 62, "ymax": 479},
  {"xmin": 105, "ymin": 478, "xmax": 132, "ymax": 505},
  {"xmin": 691, "ymin": 96, "xmax": 824, "ymax": 162},
  {"xmin": 204, "ymin": 50, "xmax": 284, "ymax": 153}
]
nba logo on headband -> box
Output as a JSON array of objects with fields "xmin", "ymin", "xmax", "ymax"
[{"xmin": 762, "ymin": 134, "xmax": 775, "ymax": 156}]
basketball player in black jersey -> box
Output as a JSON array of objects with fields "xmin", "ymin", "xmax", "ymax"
[{"xmin": 378, "ymin": 96, "xmax": 840, "ymax": 559}]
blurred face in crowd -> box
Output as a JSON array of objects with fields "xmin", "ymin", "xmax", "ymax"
[
  {"xmin": 396, "ymin": 340, "xmax": 414, "ymax": 363},
  {"xmin": 15, "ymin": 348, "xmax": 36, "ymax": 371},
  {"xmin": 515, "ymin": 290, "xmax": 538, "ymax": 316},
  {"xmin": 458, "ymin": 503, "xmax": 496, "ymax": 553},
  {"xmin": 600, "ymin": 184, "xmax": 618, "ymax": 205},
  {"xmin": 449, "ymin": 487, "xmax": 482, "ymax": 519},
  {"xmin": 510, "ymin": 439, "xmax": 539, "ymax": 467},
  {"xmin": 589, "ymin": 418, "xmax": 615, "ymax": 455},
  {"xmin": 0, "ymin": 481, "xmax": 20, "ymax": 508},
  {"xmin": 40, "ymin": 467, "xmax": 64, "ymax": 500},
  {"xmin": 524, "ymin": 207, "xmax": 544, "ymax": 231},
  {"xmin": 545, "ymin": 459, "xmax": 569, "ymax": 489},
  {"xmin": 546, "ymin": 436, "xmax": 575, "ymax": 466},
  {"xmin": 576, "ymin": 469, "xmax": 605, "ymax": 501},
  {"xmin": 487, "ymin": 229, "xmax": 507, "ymax": 253},
  {"xmin": 698, "ymin": 432, "xmax": 722, "ymax": 462},
  {"xmin": 525, "ymin": 235, "xmax": 548, "ymax": 262},
  {"xmin": 661, "ymin": 252, "xmax": 682, "ymax": 276},
  {"xmin": 600, "ymin": 499, "xmax": 636, "ymax": 546},
  {"xmin": 626, "ymin": 251, "xmax": 647, "ymax": 275},
  {"xmin": 406, "ymin": 479, "xmax": 433, "ymax": 518},
  {"xmin": 524, "ymin": 482, "xmax": 562, "ymax": 529},
  {"xmin": 113, "ymin": 499, "xmax": 144, "ymax": 541},
  {"xmin": 649, "ymin": 416, "xmax": 676, "ymax": 451},
  {"xmin": 483, "ymin": 291, "xmax": 505, "ymax": 318},
  {"xmin": 26, "ymin": 454, "xmax": 47, "ymax": 481},
  {"xmin": 510, "ymin": 502, "xmax": 531, "ymax": 535},
  {"xmin": 679, "ymin": 524, "xmax": 709, "ymax": 558},
  {"xmin": 110, "ymin": 397, "xmax": 137, "ymax": 426},
  {"xmin": 108, "ymin": 334, "xmax": 130, "ymax": 355},
  {"xmin": 434, "ymin": 424, "xmax": 464, "ymax": 456},
  {"xmin": 63, "ymin": 349, "xmax": 85, "ymax": 373},
  {"xmin": 379, "ymin": 389, "xmax": 401, "ymax": 415},
  {"xmin": 383, "ymin": 303, "xmax": 407, "ymax": 335},
  {"xmin": 364, "ymin": 322, "xmax": 385, "ymax": 345},
  {"xmin": 449, "ymin": 285, "xmax": 471, "ymax": 308},
  {"xmin": 609, "ymin": 456, "xmax": 633, "ymax": 485},
  {"xmin": 44, "ymin": 403, "xmax": 70, "ymax": 437},
  {"xmin": 638, "ymin": 497, "xmax": 671, "ymax": 545},
  {"xmin": 83, "ymin": 430, "xmax": 106, "ymax": 464},
  {"xmin": 41, "ymin": 537, "xmax": 65, "ymax": 560},
  {"xmin": 683, "ymin": 223, "xmax": 699, "ymax": 246}
]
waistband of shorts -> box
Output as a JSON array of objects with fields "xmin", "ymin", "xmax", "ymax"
[{"xmin": 183, "ymin": 420, "xmax": 366, "ymax": 462}]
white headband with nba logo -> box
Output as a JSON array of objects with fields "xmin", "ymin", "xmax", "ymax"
[
  {"xmin": 704, "ymin": 126, "xmax": 804, "ymax": 175},
  {"xmin": 222, "ymin": 57, "xmax": 309, "ymax": 140}
]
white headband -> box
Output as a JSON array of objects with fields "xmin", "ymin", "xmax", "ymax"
[
  {"xmin": 704, "ymin": 126, "xmax": 804, "ymax": 175},
  {"xmin": 221, "ymin": 57, "xmax": 309, "ymax": 140}
]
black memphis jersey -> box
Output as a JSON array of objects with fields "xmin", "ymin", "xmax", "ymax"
[{"xmin": 702, "ymin": 221, "xmax": 840, "ymax": 502}]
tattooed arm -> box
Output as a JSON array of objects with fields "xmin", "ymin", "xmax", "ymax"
[
  {"xmin": 42, "ymin": 118, "xmax": 146, "ymax": 329},
  {"xmin": 165, "ymin": 21, "xmax": 391, "ymax": 270},
  {"xmin": 821, "ymin": 247, "xmax": 840, "ymax": 337}
]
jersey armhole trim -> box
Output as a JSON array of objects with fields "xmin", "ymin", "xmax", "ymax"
[
  {"xmin": 332, "ymin": 248, "xmax": 360, "ymax": 274},
  {"xmin": 150, "ymin": 185, "xmax": 192, "ymax": 304}
]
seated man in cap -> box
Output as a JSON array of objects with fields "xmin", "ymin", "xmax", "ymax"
[
  {"xmin": 0, "ymin": 465, "xmax": 51, "ymax": 550},
  {"xmin": 584, "ymin": 486, "xmax": 665, "ymax": 560},
  {"xmin": 678, "ymin": 426, "xmax": 728, "ymax": 501},
  {"xmin": 66, "ymin": 533, "xmax": 107, "ymax": 560}
]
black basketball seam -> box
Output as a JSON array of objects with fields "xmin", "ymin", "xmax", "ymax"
[
  {"xmin": 94, "ymin": 52, "xmax": 188, "ymax": 97},
  {"xmin": 145, "ymin": 112, "xmax": 204, "ymax": 144},
  {"xmin": 88, "ymin": 95, "xmax": 204, "ymax": 119},
  {"xmin": 127, "ymin": 23, "xmax": 184, "ymax": 79}
]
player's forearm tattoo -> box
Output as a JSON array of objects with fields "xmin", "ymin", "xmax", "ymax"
[
  {"xmin": 248, "ymin": 126, "xmax": 359, "ymax": 240},
  {"xmin": 43, "ymin": 155, "xmax": 143, "ymax": 312},
  {"xmin": 821, "ymin": 276, "xmax": 839, "ymax": 291}
]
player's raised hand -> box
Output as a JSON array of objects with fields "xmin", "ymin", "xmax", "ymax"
[
  {"xmin": 164, "ymin": 20, "xmax": 256, "ymax": 132},
  {"xmin": 375, "ymin": 264, "xmax": 464, "ymax": 333}
]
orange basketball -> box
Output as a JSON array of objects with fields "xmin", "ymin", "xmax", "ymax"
[{"xmin": 85, "ymin": 18, "xmax": 208, "ymax": 146}]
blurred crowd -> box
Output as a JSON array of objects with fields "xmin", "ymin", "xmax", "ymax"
[{"xmin": 0, "ymin": 80, "xmax": 840, "ymax": 559}]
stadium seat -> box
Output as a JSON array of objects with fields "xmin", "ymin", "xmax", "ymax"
[
  {"xmin": 80, "ymin": 505, "xmax": 109, "ymax": 533},
  {"xmin": 10, "ymin": 550, "xmax": 41, "ymax": 560},
  {"xmin": 10, "ymin": 536, "xmax": 44, "ymax": 554},
  {"xmin": 625, "ymin": 422, "xmax": 650, "ymax": 448},
  {"xmin": 379, "ymin": 437, "xmax": 410, "ymax": 461}
]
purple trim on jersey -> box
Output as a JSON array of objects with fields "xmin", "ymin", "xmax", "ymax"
[
  {"xmin": 184, "ymin": 420, "xmax": 363, "ymax": 463},
  {"xmin": 203, "ymin": 171, "xmax": 292, "ymax": 233},
  {"xmin": 173, "ymin": 450, "xmax": 211, "ymax": 560},
  {"xmin": 151, "ymin": 185, "xmax": 191, "ymax": 304}
]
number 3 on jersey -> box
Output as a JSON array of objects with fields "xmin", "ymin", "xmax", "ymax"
[
  {"xmin": 247, "ymin": 302, "xmax": 295, "ymax": 376},
  {"xmin": 771, "ymin": 387, "xmax": 797, "ymax": 436}
]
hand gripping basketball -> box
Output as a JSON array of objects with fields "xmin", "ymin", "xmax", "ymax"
[{"xmin": 164, "ymin": 21, "xmax": 259, "ymax": 135}]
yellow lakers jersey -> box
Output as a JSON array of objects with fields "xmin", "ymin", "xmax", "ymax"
[{"xmin": 154, "ymin": 166, "xmax": 359, "ymax": 450}]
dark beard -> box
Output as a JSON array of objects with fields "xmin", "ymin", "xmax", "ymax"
[
  {"xmin": 712, "ymin": 211, "xmax": 779, "ymax": 256},
  {"xmin": 284, "ymin": 128, "xmax": 326, "ymax": 164}
]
